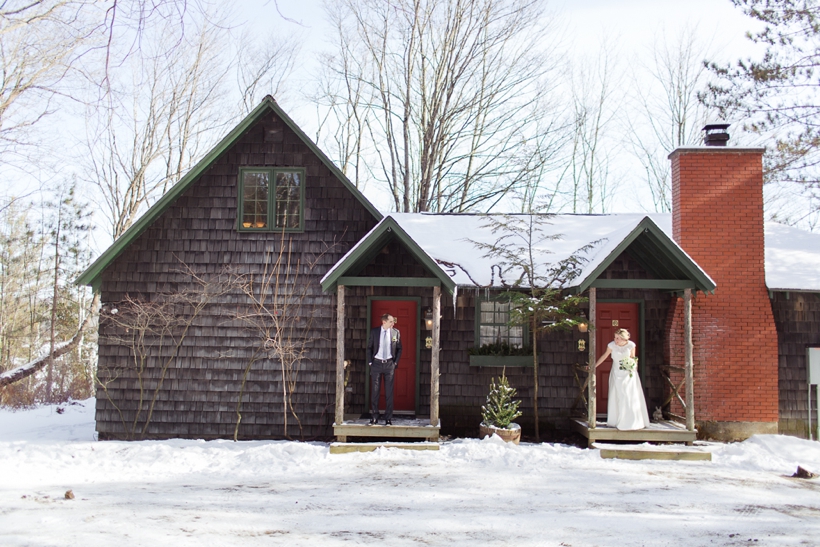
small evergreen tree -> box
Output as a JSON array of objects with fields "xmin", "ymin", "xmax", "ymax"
[{"xmin": 481, "ymin": 373, "xmax": 522, "ymax": 429}]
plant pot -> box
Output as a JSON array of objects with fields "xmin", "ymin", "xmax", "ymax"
[{"xmin": 479, "ymin": 422, "xmax": 521, "ymax": 445}]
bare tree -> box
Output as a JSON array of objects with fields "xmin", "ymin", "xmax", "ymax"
[
  {"xmin": 233, "ymin": 233, "xmax": 338, "ymax": 441},
  {"xmin": 564, "ymin": 43, "xmax": 621, "ymax": 214},
  {"xmin": 96, "ymin": 265, "xmax": 232, "ymax": 440},
  {"xmin": 319, "ymin": 0, "xmax": 565, "ymax": 213},
  {"xmin": 82, "ymin": 10, "xmax": 231, "ymax": 239},
  {"xmin": 236, "ymin": 32, "xmax": 301, "ymax": 115},
  {"xmin": 625, "ymin": 26, "xmax": 715, "ymax": 212},
  {"xmin": 313, "ymin": 9, "xmax": 373, "ymax": 189},
  {"xmin": 0, "ymin": 1, "xmax": 99, "ymax": 164}
]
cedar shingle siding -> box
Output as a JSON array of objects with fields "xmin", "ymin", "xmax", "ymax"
[
  {"xmin": 95, "ymin": 111, "xmax": 377, "ymax": 440},
  {"xmin": 770, "ymin": 292, "xmax": 820, "ymax": 438}
]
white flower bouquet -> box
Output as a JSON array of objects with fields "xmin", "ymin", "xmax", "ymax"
[{"xmin": 619, "ymin": 356, "xmax": 638, "ymax": 378}]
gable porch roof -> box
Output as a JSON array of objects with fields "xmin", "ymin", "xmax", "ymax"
[{"xmin": 322, "ymin": 213, "xmax": 716, "ymax": 295}]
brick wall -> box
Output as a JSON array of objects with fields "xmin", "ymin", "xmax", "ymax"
[{"xmin": 667, "ymin": 147, "xmax": 779, "ymax": 424}]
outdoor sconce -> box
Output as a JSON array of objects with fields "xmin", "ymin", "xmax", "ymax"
[
  {"xmin": 578, "ymin": 339, "xmax": 586, "ymax": 352},
  {"xmin": 577, "ymin": 311, "xmax": 588, "ymax": 333},
  {"xmin": 424, "ymin": 307, "xmax": 434, "ymax": 330}
]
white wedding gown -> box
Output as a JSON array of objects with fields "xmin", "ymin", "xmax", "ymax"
[{"xmin": 606, "ymin": 340, "xmax": 650, "ymax": 430}]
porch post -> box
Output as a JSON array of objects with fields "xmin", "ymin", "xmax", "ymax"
[
  {"xmin": 684, "ymin": 288, "xmax": 695, "ymax": 432},
  {"xmin": 587, "ymin": 287, "xmax": 597, "ymax": 429},
  {"xmin": 430, "ymin": 286, "xmax": 441, "ymax": 427},
  {"xmin": 335, "ymin": 285, "xmax": 346, "ymax": 440}
]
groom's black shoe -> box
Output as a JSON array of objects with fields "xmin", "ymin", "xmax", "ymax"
[
  {"xmin": 385, "ymin": 419, "xmax": 392, "ymax": 426},
  {"xmin": 368, "ymin": 416, "xmax": 378, "ymax": 425}
]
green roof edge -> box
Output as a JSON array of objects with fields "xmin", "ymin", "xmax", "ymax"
[
  {"xmin": 575, "ymin": 216, "xmax": 716, "ymax": 294},
  {"xmin": 76, "ymin": 96, "xmax": 382, "ymax": 288},
  {"xmin": 321, "ymin": 216, "xmax": 456, "ymax": 295}
]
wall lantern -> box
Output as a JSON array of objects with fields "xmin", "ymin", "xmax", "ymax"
[
  {"xmin": 577, "ymin": 311, "xmax": 588, "ymax": 333},
  {"xmin": 424, "ymin": 307, "xmax": 434, "ymax": 330}
]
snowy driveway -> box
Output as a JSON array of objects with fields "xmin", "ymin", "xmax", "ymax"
[{"xmin": 1, "ymin": 401, "xmax": 819, "ymax": 546}]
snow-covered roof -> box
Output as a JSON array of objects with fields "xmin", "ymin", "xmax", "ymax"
[
  {"xmin": 389, "ymin": 213, "xmax": 656, "ymax": 288},
  {"xmin": 368, "ymin": 213, "xmax": 714, "ymax": 292},
  {"xmin": 763, "ymin": 222, "xmax": 820, "ymax": 292},
  {"xmin": 649, "ymin": 214, "xmax": 820, "ymax": 292},
  {"xmin": 324, "ymin": 212, "xmax": 820, "ymax": 293}
]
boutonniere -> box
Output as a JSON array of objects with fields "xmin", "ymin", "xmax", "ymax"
[{"xmin": 391, "ymin": 334, "xmax": 398, "ymax": 343}]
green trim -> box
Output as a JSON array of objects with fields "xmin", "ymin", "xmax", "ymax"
[
  {"xmin": 469, "ymin": 355, "xmax": 533, "ymax": 367},
  {"xmin": 366, "ymin": 296, "xmax": 422, "ymax": 415},
  {"xmin": 590, "ymin": 279, "xmax": 696, "ymax": 290},
  {"xmin": 473, "ymin": 292, "xmax": 529, "ymax": 350},
  {"xmin": 322, "ymin": 216, "xmax": 456, "ymax": 295},
  {"xmin": 575, "ymin": 217, "xmax": 716, "ymax": 295},
  {"xmin": 238, "ymin": 167, "xmax": 305, "ymax": 232},
  {"xmin": 76, "ymin": 96, "xmax": 381, "ymax": 287},
  {"xmin": 338, "ymin": 276, "xmax": 441, "ymax": 288}
]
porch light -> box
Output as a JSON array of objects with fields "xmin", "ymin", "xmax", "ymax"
[
  {"xmin": 424, "ymin": 307, "xmax": 434, "ymax": 330},
  {"xmin": 577, "ymin": 311, "xmax": 588, "ymax": 333}
]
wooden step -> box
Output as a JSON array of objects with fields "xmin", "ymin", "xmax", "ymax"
[
  {"xmin": 330, "ymin": 442, "xmax": 440, "ymax": 454},
  {"xmin": 571, "ymin": 418, "xmax": 697, "ymax": 444},
  {"xmin": 592, "ymin": 442, "xmax": 712, "ymax": 461},
  {"xmin": 334, "ymin": 419, "xmax": 440, "ymax": 441}
]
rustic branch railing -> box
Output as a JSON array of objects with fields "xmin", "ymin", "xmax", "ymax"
[{"xmin": 572, "ymin": 363, "xmax": 590, "ymax": 416}]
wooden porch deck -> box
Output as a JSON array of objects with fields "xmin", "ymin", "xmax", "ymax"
[
  {"xmin": 333, "ymin": 417, "xmax": 440, "ymax": 443},
  {"xmin": 571, "ymin": 418, "xmax": 697, "ymax": 445}
]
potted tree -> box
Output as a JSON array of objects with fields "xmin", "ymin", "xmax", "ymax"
[{"xmin": 479, "ymin": 373, "xmax": 523, "ymax": 444}]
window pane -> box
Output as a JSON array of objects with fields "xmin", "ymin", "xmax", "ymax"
[
  {"xmin": 477, "ymin": 298, "xmax": 525, "ymax": 347},
  {"xmin": 242, "ymin": 171, "xmax": 269, "ymax": 229},
  {"xmin": 274, "ymin": 171, "xmax": 301, "ymax": 229}
]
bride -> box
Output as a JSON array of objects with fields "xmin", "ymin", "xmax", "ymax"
[{"xmin": 593, "ymin": 328, "xmax": 650, "ymax": 430}]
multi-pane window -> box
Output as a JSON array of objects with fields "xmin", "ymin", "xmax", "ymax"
[
  {"xmin": 477, "ymin": 298, "xmax": 525, "ymax": 347},
  {"xmin": 239, "ymin": 168, "xmax": 304, "ymax": 231}
]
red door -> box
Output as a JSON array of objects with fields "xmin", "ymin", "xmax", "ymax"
[
  {"xmin": 371, "ymin": 300, "xmax": 417, "ymax": 412},
  {"xmin": 595, "ymin": 303, "xmax": 640, "ymax": 413}
]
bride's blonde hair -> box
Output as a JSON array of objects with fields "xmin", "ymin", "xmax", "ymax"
[{"xmin": 614, "ymin": 328, "xmax": 631, "ymax": 340}]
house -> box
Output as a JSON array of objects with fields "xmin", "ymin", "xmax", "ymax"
[{"xmin": 78, "ymin": 97, "xmax": 820, "ymax": 442}]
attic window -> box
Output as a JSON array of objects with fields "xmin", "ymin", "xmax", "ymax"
[{"xmin": 238, "ymin": 167, "xmax": 304, "ymax": 232}]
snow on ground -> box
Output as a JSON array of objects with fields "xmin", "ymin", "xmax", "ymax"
[{"xmin": 1, "ymin": 400, "xmax": 819, "ymax": 546}]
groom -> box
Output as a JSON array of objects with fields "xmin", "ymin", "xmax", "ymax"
[{"xmin": 366, "ymin": 313, "xmax": 402, "ymax": 425}]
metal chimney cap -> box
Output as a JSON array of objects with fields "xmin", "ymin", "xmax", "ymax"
[
  {"xmin": 703, "ymin": 123, "xmax": 730, "ymax": 132},
  {"xmin": 703, "ymin": 123, "xmax": 730, "ymax": 146}
]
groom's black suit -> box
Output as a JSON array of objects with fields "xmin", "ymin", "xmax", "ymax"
[{"xmin": 367, "ymin": 326, "xmax": 402, "ymax": 421}]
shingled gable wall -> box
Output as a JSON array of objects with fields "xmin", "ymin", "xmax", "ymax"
[
  {"xmin": 666, "ymin": 147, "xmax": 779, "ymax": 440},
  {"xmin": 95, "ymin": 108, "xmax": 378, "ymax": 440}
]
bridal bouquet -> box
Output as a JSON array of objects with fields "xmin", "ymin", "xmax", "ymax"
[{"xmin": 619, "ymin": 356, "xmax": 638, "ymax": 378}]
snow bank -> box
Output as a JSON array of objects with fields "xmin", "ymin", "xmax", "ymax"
[{"xmin": 1, "ymin": 400, "xmax": 819, "ymax": 546}]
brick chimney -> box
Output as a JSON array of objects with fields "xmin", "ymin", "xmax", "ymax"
[{"xmin": 666, "ymin": 127, "xmax": 778, "ymax": 440}]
